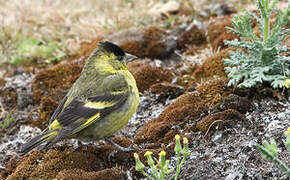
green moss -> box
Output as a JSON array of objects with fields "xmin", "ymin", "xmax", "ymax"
[{"xmin": 9, "ymin": 37, "xmax": 66, "ymax": 64}]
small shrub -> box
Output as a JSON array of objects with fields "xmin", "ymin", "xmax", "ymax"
[
  {"xmin": 134, "ymin": 135, "xmax": 190, "ymax": 180},
  {"xmin": 255, "ymin": 127, "xmax": 290, "ymax": 178},
  {"xmin": 0, "ymin": 111, "xmax": 15, "ymax": 137}
]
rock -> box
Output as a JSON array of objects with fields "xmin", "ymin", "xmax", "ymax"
[
  {"xmin": 107, "ymin": 26, "xmax": 177, "ymax": 59},
  {"xmin": 178, "ymin": 23, "xmax": 206, "ymax": 49}
]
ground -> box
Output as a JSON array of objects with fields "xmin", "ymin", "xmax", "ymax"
[{"xmin": 0, "ymin": 0, "xmax": 289, "ymax": 179}]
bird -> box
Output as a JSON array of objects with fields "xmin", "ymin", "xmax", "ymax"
[{"xmin": 19, "ymin": 41, "xmax": 140, "ymax": 154}]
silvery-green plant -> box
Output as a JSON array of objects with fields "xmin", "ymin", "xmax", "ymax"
[{"xmin": 223, "ymin": 0, "xmax": 290, "ymax": 88}]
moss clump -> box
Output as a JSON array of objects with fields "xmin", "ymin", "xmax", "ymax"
[
  {"xmin": 134, "ymin": 118, "xmax": 173, "ymax": 144},
  {"xmin": 175, "ymin": 48, "xmax": 232, "ymax": 89},
  {"xmin": 6, "ymin": 138, "xmax": 140, "ymax": 179},
  {"xmin": 7, "ymin": 146, "xmax": 122, "ymax": 179},
  {"xmin": 175, "ymin": 64, "xmax": 199, "ymax": 89},
  {"xmin": 0, "ymin": 155, "xmax": 20, "ymax": 178},
  {"xmin": 196, "ymin": 109, "xmax": 243, "ymax": 134},
  {"xmin": 211, "ymin": 31, "xmax": 239, "ymax": 51},
  {"xmin": 128, "ymin": 61, "xmax": 174, "ymax": 92},
  {"xmin": 208, "ymin": 15, "xmax": 240, "ymax": 51},
  {"xmin": 142, "ymin": 26, "xmax": 171, "ymax": 59},
  {"xmin": 221, "ymin": 94, "xmax": 253, "ymax": 114},
  {"xmin": 135, "ymin": 78, "xmax": 231, "ymax": 143},
  {"xmin": 0, "ymin": 78, "xmax": 6, "ymax": 87},
  {"xmin": 0, "ymin": 88, "xmax": 17, "ymax": 109},
  {"xmin": 178, "ymin": 24, "xmax": 206, "ymax": 49},
  {"xmin": 159, "ymin": 104, "xmax": 206, "ymax": 125},
  {"xmin": 208, "ymin": 16, "xmax": 233, "ymax": 46},
  {"xmin": 55, "ymin": 168, "xmax": 126, "ymax": 180},
  {"xmin": 33, "ymin": 60, "xmax": 83, "ymax": 102},
  {"xmin": 150, "ymin": 83, "xmax": 185, "ymax": 100},
  {"xmin": 6, "ymin": 150, "xmax": 44, "ymax": 179},
  {"xmin": 30, "ymin": 96, "xmax": 58, "ymax": 129},
  {"xmin": 29, "ymin": 149, "xmax": 103, "ymax": 178},
  {"xmin": 78, "ymin": 37, "xmax": 103, "ymax": 58},
  {"xmin": 32, "ymin": 60, "xmax": 83, "ymax": 128},
  {"xmin": 164, "ymin": 78, "xmax": 230, "ymax": 117},
  {"xmin": 193, "ymin": 48, "xmax": 232, "ymax": 82}
]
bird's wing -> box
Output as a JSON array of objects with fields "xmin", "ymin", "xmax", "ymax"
[
  {"xmin": 45, "ymin": 73, "xmax": 130, "ymax": 147},
  {"xmin": 56, "ymin": 92, "xmax": 129, "ymax": 134},
  {"xmin": 46, "ymin": 91, "xmax": 129, "ymax": 147}
]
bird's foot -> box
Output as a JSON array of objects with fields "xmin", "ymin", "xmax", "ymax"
[{"xmin": 105, "ymin": 138, "xmax": 137, "ymax": 162}]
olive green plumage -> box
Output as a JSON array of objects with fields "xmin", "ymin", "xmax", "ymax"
[{"xmin": 19, "ymin": 41, "xmax": 140, "ymax": 154}]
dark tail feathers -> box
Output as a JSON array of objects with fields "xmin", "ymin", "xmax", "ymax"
[{"xmin": 18, "ymin": 130, "xmax": 55, "ymax": 155}]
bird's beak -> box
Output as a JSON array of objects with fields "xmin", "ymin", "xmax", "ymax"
[{"xmin": 125, "ymin": 53, "xmax": 138, "ymax": 63}]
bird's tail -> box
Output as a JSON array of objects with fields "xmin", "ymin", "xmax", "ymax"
[{"xmin": 18, "ymin": 129, "xmax": 57, "ymax": 155}]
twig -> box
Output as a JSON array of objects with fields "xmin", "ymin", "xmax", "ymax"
[{"xmin": 204, "ymin": 119, "xmax": 223, "ymax": 137}]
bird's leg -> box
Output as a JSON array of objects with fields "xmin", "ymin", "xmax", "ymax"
[
  {"xmin": 105, "ymin": 137, "xmax": 133, "ymax": 152},
  {"xmin": 105, "ymin": 137, "xmax": 135, "ymax": 162}
]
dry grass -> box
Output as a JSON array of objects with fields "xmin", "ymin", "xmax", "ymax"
[
  {"xmin": 0, "ymin": 0, "xmax": 165, "ymax": 64},
  {"xmin": 0, "ymin": 0, "xmax": 287, "ymax": 64}
]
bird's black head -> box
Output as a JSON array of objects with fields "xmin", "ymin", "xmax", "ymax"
[{"xmin": 98, "ymin": 41, "xmax": 125, "ymax": 61}]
